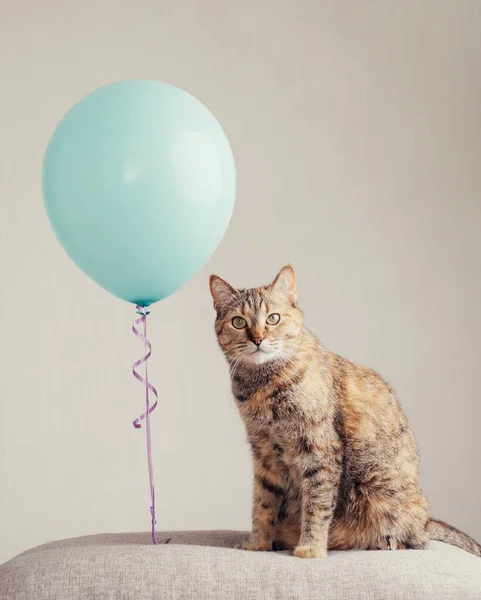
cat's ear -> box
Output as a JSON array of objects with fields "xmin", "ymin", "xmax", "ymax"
[
  {"xmin": 209, "ymin": 275, "xmax": 237, "ymax": 310},
  {"xmin": 268, "ymin": 265, "xmax": 297, "ymax": 306}
]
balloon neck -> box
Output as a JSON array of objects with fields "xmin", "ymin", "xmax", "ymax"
[{"xmin": 136, "ymin": 304, "xmax": 151, "ymax": 315}]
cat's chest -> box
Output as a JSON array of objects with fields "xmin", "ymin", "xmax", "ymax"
[{"xmin": 233, "ymin": 382, "xmax": 304, "ymax": 430}]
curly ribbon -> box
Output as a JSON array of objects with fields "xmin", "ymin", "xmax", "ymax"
[{"xmin": 132, "ymin": 305, "xmax": 167, "ymax": 545}]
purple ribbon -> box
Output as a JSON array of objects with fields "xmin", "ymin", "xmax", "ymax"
[{"xmin": 132, "ymin": 305, "xmax": 161, "ymax": 545}]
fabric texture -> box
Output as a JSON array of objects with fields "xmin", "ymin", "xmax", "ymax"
[{"xmin": 1, "ymin": 530, "xmax": 480, "ymax": 599}]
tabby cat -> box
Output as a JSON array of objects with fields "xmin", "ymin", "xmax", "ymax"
[{"xmin": 210, "ymin": 265, "xmax": 481, "ymax": 558}]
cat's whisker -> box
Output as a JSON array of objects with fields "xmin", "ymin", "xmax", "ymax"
[
  {"xmin": 230, "ymin": 359, "xmax": 244, "ymax": 381},
  {"xmin": 229, "ymin": 350, "xmax": 250, "ymax": 380}
]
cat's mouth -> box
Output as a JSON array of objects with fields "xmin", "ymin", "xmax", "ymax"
[
  {"xmin": 244, "ymin": 345, "xmax": 279, "ymax": 365},
  {"xmin": 249, "ymin": 345, "xmax": 270, "ymax": 356}
]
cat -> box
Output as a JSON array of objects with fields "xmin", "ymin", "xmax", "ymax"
[{"xmin": 209, "ymin": 265, "xmax": 481, "ymax": 558}]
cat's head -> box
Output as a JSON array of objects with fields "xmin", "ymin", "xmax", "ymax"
[{"xmin": 209, "ymin": 265, "xmax": 304, "ymax": 366}]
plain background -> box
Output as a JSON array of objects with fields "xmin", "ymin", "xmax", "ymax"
[{"xmin": 1, "ymin": 0, "xmax": 480, "ymax": 565}]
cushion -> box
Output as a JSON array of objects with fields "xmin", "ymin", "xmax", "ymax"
[{"xmin": 1, "ymin": 530, "xmax": 480, "ymax": 599}]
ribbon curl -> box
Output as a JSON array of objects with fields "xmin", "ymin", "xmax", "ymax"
[{"xmin": 132, "ymin": 305, "xmax": 164, "ymax": 545}]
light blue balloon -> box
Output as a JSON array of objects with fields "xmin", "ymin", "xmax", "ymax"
[{"xmin": 43, "ymin": 80, "xmax": 236, "ymax": 306}]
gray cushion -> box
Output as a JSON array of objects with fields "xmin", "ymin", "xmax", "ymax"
[{"xmin": 1, "ymin": 530, "xmax": 480, "ymax": 599}]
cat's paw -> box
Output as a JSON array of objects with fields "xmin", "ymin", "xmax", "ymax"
[
  {"xmin": 294, "ymin": 544, "xmax": 327, "ymax": 559},
  {"xmin": 378, "ymin": 536, "xmax": 404, "ymax": 551},
  {"xmin": 236, "ymin": 539, "xmax": 271, "ymax": 552}
]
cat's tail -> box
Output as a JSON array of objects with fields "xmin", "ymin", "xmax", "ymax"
[{"xmin": 427, "ymin": 518, "xmax": 481, "ymax": 557}]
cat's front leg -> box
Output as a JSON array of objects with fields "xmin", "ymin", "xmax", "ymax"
[
  {"xmin": 294, "ymin": 451, "xmax": 340, "ymax": 559},
  {"xmin": 239, "ymin": 464, "xmax": 285, "ymax": 552}
]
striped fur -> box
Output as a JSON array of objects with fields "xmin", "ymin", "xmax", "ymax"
[{"xmin": 210, "ymin": 265, "xmax": 481, "ymax": 558}]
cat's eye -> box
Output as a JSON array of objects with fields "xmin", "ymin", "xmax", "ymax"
[
  {"xmin": 266, "ymin": 313, "xmax": 280, "ymax": 325},
  {"xmin": 232, "ymin": 316, "xmax": 247, "ymax": 329}
]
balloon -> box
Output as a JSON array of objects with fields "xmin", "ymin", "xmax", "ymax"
[{"xmin": 43, "ymin": 80, "xmax": 236, "ymax": 306}]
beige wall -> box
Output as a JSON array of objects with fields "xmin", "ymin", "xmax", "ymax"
[{"xmin": 1, "ymin": 0, "xmax": 480, "ymax": 564}]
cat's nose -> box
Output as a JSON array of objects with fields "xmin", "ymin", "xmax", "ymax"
[{"xmin": 252, "ymin": 337, "xmax": 264, "ymax": 347}]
